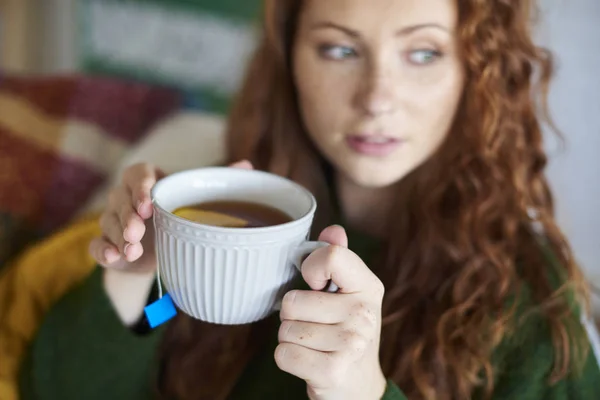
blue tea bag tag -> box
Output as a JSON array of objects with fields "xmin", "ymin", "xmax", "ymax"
[{"xmin": 144, "ymin": 293, "xmax": 177, "ymax": 328}]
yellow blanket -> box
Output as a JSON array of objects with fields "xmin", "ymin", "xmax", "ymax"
[{"xmin": 0, "ymin": 216, "xmax": 101, "ymax": 400}]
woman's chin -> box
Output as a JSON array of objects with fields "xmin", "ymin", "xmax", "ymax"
[{"xmin": 339, "ymin": 162, "xmax": 413, "ymax": 189}]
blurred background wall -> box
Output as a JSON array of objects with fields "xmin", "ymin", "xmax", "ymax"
[
  {"xmin": 0, "ymin": 0, "xmax": 598, "ymax": 309},
  {"xmin": 536, "ymin": 0, "xmax": 600, "ymax": 310}
]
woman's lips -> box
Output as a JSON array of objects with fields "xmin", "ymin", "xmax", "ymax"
[{"xmin": 345, "ymin": 135, "xmax": 403, "ymax": 157}]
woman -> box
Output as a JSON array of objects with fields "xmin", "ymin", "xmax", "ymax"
[{"xmin": 19, "ymin": 0, "xmax": 600, "ymax": 399}]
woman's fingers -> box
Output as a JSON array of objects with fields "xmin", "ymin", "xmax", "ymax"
[
  {"xmin": 118, "ymin": 202, "xmax": 146, "ymax": 244},
  {"xmin": 90, "ymin": 162, "xmax": 164, "ymax": 272},
  {"xmin": 278, "ymin": 320, "xmax": 365, "ymax": 353},
  {"xmin": 99, "ymin": 212, "xmax": 126, "ymax": 253},
  {"xmin": 89, "ymin": 236, "xmax": 121, "ymax": 266},
  {"xmin": 280, "ymin": 290, "xmax": 347, "ymax": 324},
  {"xmin": 229, "ymin": 160, "xmax": 254, "ymax": 170},
  {"xmin": 122, "ymin": 163, "xmax": 162, "ymax": 219}
]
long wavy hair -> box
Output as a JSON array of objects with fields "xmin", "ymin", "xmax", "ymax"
[{"xmin": 158, "ymin": 1, "xmax": 589, "ymax": 399}]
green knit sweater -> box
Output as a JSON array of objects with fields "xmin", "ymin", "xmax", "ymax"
[{"xmin": 18, "ymin": 228, "xmax": 600, "ymax": 399}]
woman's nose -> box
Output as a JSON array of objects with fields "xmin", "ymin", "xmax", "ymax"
[{"xmin": 354, "ymin": 64, "xmax": 397, "ymax": 117}]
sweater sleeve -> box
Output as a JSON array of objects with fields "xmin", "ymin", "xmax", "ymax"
[
  {"xmin": 381, "ymin": 323, "xmax": 600, "ymax": 400},
  {"xmin": 380, "ymin": 308, "xmax": 600, "ymax": 400},
  {"xmin": 487, "ymin": 240, "xmax": 600, "ymax": 399},
  {"xmin": 486, "ymin": 310, "xmax": 600, "ymax": 400},
  {"xmin": 19, "ymin": 266, "xmax": 165, "ymax": 400}
]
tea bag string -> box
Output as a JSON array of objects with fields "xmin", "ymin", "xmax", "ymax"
[
  {"xmin": 143, "ymin": 248, "xmax": 176, "ymax": 329},
  {"xmin": 156, "ymin": 252, "xmax": 163, "ymax": 299}
]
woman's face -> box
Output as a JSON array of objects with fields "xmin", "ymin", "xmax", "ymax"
[{"xmin": 293, "ymin": 0, "xmax": 464, "ymax": 187}]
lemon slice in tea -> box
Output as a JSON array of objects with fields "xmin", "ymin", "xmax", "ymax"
[{"xmin": 173, "ymin": 208, "xmax": 248, "ymax": 228}]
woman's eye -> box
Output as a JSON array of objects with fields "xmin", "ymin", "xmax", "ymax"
[
  {"xmin": 318, "ymin": 45, "xmax": 358, "ymax": 60},
  {"xmin": 407, "ymin": 49, "xmax": 442, "ymax": 65}
]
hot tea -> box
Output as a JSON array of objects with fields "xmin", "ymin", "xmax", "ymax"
[{"xmin": 173, "ymin": 200, "xmax": 292, "ymax": 228}]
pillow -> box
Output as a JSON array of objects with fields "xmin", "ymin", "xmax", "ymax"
[{"xmin": 0, "ymin": 74, "xmax": 183, "ymax": 269}]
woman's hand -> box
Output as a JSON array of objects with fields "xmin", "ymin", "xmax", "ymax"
[
  {"xmin": 276, "ymin": 225, "xmax": 387, "ymax": 400},
  {"xmin": 89, "ymin": 162, "xmax": 165, "ymax": 274}
]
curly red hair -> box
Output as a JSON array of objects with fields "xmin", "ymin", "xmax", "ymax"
[{"xmin": 158, "ymin": 1, "xmax": 590, "ymax": 399}]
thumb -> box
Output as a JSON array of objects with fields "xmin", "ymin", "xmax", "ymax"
[
  {"xmin": 318, "ymin": 225, "xmax": 348, "ymax": 248},
  {"xmin": 302, "ymin": 225, "xmax": 372, "ymax": 294},
  {"xmin": 229, "ymin": 159, "xmax": 254, "ymax": 170}
]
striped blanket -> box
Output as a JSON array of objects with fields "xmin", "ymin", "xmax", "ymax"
[{"xmin": 0, "ymin": 74, "xmax": 184, "ymax": 270}]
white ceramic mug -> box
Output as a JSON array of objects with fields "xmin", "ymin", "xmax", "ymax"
[{"xmin": 151, "ymin": 167, "xmax": 333, "ymax": 325}]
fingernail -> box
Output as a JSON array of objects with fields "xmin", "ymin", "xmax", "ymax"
[
  {"xmin": 136, "ymin": 200, "xmax": 143, "ymax": 214},
  {"xmin": 105, "ymin": 249, "xmax": 119, "ymax": 263},
  {"xmin": 276, "ymin": 345, "xmax": 287, "ymax": 360},
  {"xmin": 282, "ymin": 290, "xmax": 297, "ymax": 306},
  {"xmin": 124, "ymin": 243, "xmax": 131, "ymax": 255}
]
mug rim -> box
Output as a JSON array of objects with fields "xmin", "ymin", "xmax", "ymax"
[{"xmin": 151, "ymin": 167, "xmax": 317, "ymax": 235}]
